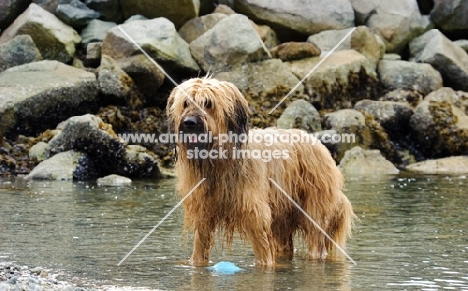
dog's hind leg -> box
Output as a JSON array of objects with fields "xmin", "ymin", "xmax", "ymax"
[
  {"xmin": 306, "ymin": 200, "xmax": 354, "ymax": 261},
  {"xmin": 307, "ymin": 228, "xmax": 328, "ymax": 261},
  {"xmin": 274, "ymin": 233, "xmax": 294, "ymax": 260},
  {"xmin": 272, "ymin": 222, "xmax": 294, "ymax": 260}
]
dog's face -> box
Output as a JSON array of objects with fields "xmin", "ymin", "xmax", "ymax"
[{"xmin": 166, "ymin": 78, "xmax": 249, "ymax": 150}]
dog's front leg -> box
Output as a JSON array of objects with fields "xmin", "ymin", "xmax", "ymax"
[
  {"xmin": 245, "ymin": 214, "xmax": 275, "ymax": 267},
  {"xmin": 190, "ymin": 227, "xmax": 213, "ymax": 267}
]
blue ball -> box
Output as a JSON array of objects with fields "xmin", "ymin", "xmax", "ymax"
[{"xmin": 206, "ymin": 261, "xmax": 243, "ymax": 274}]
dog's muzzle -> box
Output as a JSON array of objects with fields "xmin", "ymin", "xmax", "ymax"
[
  {"xmin": 179, "ymin": 115, "xmax": 207, "ymax": 149},
  {"xmin": 183, "ymin": 116, "xmax": 198, "ymax": 129}
]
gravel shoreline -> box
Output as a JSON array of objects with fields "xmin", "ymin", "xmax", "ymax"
[
  {"xmin": 0, "ymin": 262, "xmax": 99, "ymax": 291},
  {"xmin": 0, "ymin": 262, "xmax": 162, "ymax": 291}
]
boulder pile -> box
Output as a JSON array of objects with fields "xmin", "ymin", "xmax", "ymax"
[{"xmin": 0, "ymin": 0, "xmax": 467, "ymax": 178}]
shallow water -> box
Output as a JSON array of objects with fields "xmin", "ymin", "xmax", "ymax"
[{"xmin": 0, "ymin": 174, "xmax": 467, "ymax": 290}]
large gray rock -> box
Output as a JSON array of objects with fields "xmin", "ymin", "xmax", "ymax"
[
  {"xmin": 56, "ymin": 0, "xmax": 99, "ymax": 28},
  {"xmin": 48, "ymin": 114, "xmax": 161, "ymax": 178},
  {"xmin": 234, "ymin": 0, "xmax": 354, "ymax": 38},
  {"xmin": 324, "ymin": 109, "xmax": 366, "ymax": 160},
  {"xmin": 116, "ymin": 54, "xmax": 165, "ymax": 103},
  {"xmin": 102, "ymin": 17, "xmax": 200, "ymax": 76},
  {"xmin": 324, "ymin": 109, "xmax": 394, "ymax": 161},
  {"xmin": 277, "ymin": 100, "xmax": 321, "ymax": 132},
  {"xmin": 0, "ymin": 3, "xmax": 81, "ymax": 63},
  {"xmin": 0, "ymin": 35, "xmax": 43, "ymax": 73},
  {"xmin": 410, "ymin": 29, "xmax": 468, "ymax": 92},
  {"xmin": 80, "ymin": 19, "xmax": 116, "ymax": 46},
  {"xmin": 0, "ymin": 0, "xmax": 30, "ymax": 30},
  {"xmin": 354, "ymin": 99, "xmax": 413, "ymax": 139},
  {"xmin": 351, "ymin": 0, "xmax": 432, "ymax": 53},
  {"xmin": 431, "ymin": 0, "xmax": 468, "ymax": 33},
  {"xmin": 99, "ymin": 54, "xmax": 166, "ymax": 106},
  {"xmin": 0, "ymin": 61, "xmax": 98, "ymax": 138},
  {"xmin": 307, "ymin": 28, "xmax": 354, "ymax": 52},
  {"xmin": 190, "ymin": 14, "xmax": 270, "ymax": 72},
  {"xmin": 351, "ymin": 26, "xmax": 386, "ymax": 67},
  {"xmin": 25, "ymin": 150, "xmax": 90, "ymax": 180},
  {"xmin": 215, "ymin": 58, "xmax": 303, "ymax": 127},
  {"xmin": 409, "ymin": 87, "xmax": 468, "ymax": 158},
  {"xmin": 121, "ymin": 144, "xmax": 162, "ymax": 178},
  {"xmin": 85, "ymin": 0, "xmax": 123, "ymax": 23},
  {"xmin": 215, "ymin": 59, "xmax": 303, "ymax": 98},
  {"xmin": 286, "ymin": 50, "xmax": 378, "ymax": 110},
  {"xmin": 308, "ymin": 26, "xmax": 385, "ymax": 67},
  {"xmin": 406, "ymin": 156, "xmax": 468, "ymax": 175},
  {"xmin": 120, "ymin": 0, "xmax": 200, "ymax": 28},
  {"xmin": 378, "ymin": 60, "xmax": 443, "ymax": 95},
  {"xmin": 338, "ymin": 146, "xmax": 399, "ymax": 175},
  {"xmin": 48, "ymin": 114, "xmax": 124, "ymax": 157},
  {"xmin": 324, "ymin": 109, "xmax": 365, "ymax": 130},
  {"xmin": 98, "ymin": 55, "xmax": 141, "ymax": 107},
  {"xmin": 178, "ymin": 13, "xmax": 227, "ymax": 43}
]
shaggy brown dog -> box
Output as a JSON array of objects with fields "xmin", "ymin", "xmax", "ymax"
[{"xmin": 166, "ymin": 77, "xmax": 355, "ymax": 267}]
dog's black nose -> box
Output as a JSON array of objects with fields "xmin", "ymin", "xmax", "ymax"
[{"xmin": 183, "ymin": 116, "xmax": 198, "ymax": 128}]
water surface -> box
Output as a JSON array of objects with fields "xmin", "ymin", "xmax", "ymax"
[{"xmin": 0, "ymin": 174, "xmax": 467, "ymax": 290}]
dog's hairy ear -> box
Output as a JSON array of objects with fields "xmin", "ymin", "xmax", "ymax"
[
  {"xmin": 222, "ymin": 82, "xmax": 250, "ymax": 139},
  {"xmin": 227, "ymin": 98, "xmax": 249, "ymax": 139}
]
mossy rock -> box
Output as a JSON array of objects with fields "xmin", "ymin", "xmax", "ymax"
[{"xmin": 410, "ymin": 88, "xmax": 468, "ymax": 158}]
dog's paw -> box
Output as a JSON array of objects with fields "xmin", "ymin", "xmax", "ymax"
[
  {"xmin": 308, "ymin": 250, "xmax": 328, "ymax": 261},
  {"xmin": 189, "ymin": 258, "xmax": 210, "ymax": 267}
]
